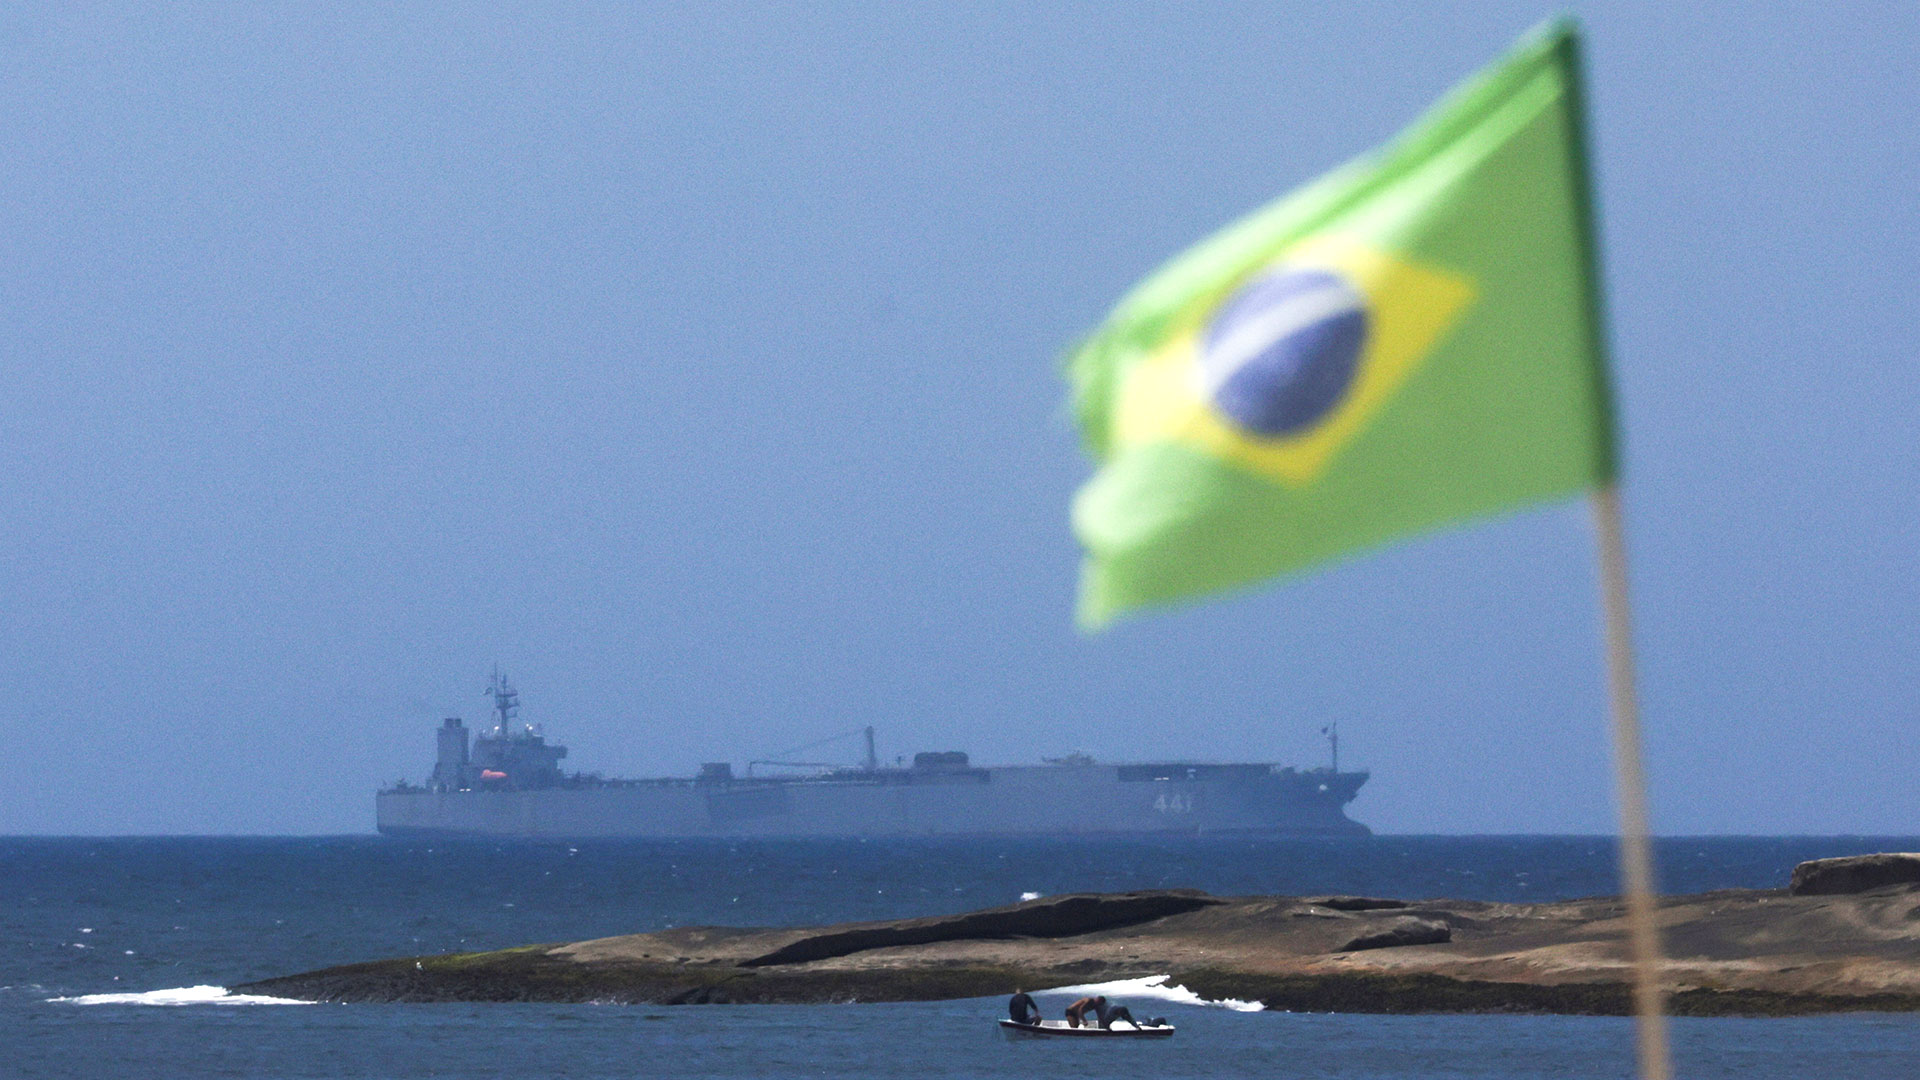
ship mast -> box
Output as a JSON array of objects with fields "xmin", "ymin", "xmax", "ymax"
[
  {"xmin": 488, "ymin": 666, "xmax": 521, "ymax": 739},
  {"xmin": 1322, "ymin": 722, "xmax": 1339, "ymax": 773}
]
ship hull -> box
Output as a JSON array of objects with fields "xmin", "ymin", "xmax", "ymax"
[{"xmin": 376, "ymin": 764, "xmax": 1369, "ymax": 839}]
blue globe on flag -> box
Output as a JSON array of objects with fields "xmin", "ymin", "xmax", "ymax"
[{"xmin": 1198, "ymin": 268, "xmax": 1369, "ymax": 437}]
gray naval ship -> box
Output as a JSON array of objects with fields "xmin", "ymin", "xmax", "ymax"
[{"xmin": 376, "ymin": 674, "xmax": 1370, "ymax": 839}]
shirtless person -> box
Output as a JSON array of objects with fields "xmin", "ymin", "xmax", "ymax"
[
  {"xmin": 1063, "ymin": 995, "xmax": 1105, "ymax": 1028},
  {"xmin": 1065, "ymin": 994, "xmax": 1152, "ymax": 1030}
]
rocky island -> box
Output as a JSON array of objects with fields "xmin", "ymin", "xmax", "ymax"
[{"xmin": 239, "ymin": 854, "xmax": 1920, "ymax": 1016}]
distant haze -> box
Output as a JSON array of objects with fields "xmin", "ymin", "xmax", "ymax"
[{"xmin": 1, "ymin": 3, "xmax": 1914, "ymax": 834}]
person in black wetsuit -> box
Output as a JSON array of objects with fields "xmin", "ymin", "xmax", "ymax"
[
  {"xmin": 1008, "ymin": 990, "xmax": 1041, "ymax": 1026},
  {"xmin": 1097, "ymin": 1001, "xmax": 1148, "ymax": 1030},
  {"xmin": 1065, "ymin": 995, "xmax": 1154, "ymax": 1030}
]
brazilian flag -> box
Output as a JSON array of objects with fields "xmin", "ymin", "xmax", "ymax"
[{"xmin": 1068, "ymin": 19, "xmax": 1617, "ymax": 629}]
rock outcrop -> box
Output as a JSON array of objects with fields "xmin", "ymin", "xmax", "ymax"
[
  {"xmin": 1789, "ymin": 853, "xmax": 1920, "ymax": 896},
  {"xmin": 237, "ymin": 871, "xmax": 1920, "ymax": 1016}
]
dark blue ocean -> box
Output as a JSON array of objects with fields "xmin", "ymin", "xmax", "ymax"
[{"xmin": 6, "ymin": 835, "xmax": 1920, "ymax": 1078}]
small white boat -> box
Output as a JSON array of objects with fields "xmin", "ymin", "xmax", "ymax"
[{"xmin": 998, "ymin": 1018, "xmax": 1175, "ymax": 1040}]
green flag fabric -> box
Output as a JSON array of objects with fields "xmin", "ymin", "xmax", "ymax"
[{"xmin": 1068, "ymin": 19, "xmax": 1616, "ymax": 629}]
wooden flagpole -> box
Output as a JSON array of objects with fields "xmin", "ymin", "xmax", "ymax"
[{"xmin": 1590, "ymin": 482, "xmax": 1672, "ymax": 1080}]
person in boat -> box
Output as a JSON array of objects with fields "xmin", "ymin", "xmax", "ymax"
[
  {"xmin": 1008, "ymin": 989, "xmax": 1041, "ymax": 1026},
  {"xmin": 1097, "ymin": 1001, "xmax": 1150, "ymax": 1030},
  {"xmin": 1063, "ymin": 995, "xmax": 1104, "ymax": 1028},
  {"xmin": 1065, "ymin": 994, "xmax": 1154, "ymax": 1030}
]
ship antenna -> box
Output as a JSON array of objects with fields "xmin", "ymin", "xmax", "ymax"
[{"xmin": 1324, "ymin": 723, "xmax": 1339, "ymax": 773}]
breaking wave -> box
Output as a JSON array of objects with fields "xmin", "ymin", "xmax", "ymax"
[
  {"xmin": 51, "ymin": 984, "xmax": 312, "ymax": 1006},
  {"xmin": 1035, "ymin": 974, "xmax": 1265, "ymax": 1012}
]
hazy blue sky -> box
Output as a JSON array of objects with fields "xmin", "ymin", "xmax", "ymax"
[{"xmin": 2, "ymin": 3, "xmax": 1914, "ymax": 835}]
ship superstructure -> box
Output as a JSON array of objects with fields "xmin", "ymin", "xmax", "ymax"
[
  {"xmin": 379, "ymin": 679, "xmax": 1370, "ymax": 839},
  {"xmin": 427, "ymin": 671, "xmax": 567, "ymax": 792}
]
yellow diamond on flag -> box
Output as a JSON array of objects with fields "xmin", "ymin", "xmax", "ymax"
[{"xmin": 1112, "ymin": 235, "xmax": 1475, "ymax": 487}]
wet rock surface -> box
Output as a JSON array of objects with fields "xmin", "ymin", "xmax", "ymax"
[
  {"xmin": 1338, "ymin": 916, "xmax": 1452, "ymax": 952},
  {"xmin": 740, "ymin": 890, "xmax": 1218, "ymax": 966},
  {"xmin": 1314, "ymin": 896, "xmax": 1413, "ymax": 912}
]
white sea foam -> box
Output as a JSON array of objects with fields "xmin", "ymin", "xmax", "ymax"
[
  {"xmin": 1034, "ymin": 974, "xmax": 1264, "ymax": 1012},
  {"xmin": 51, "ymin": 985, "xmax": 312, "ymax": 1006}
]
